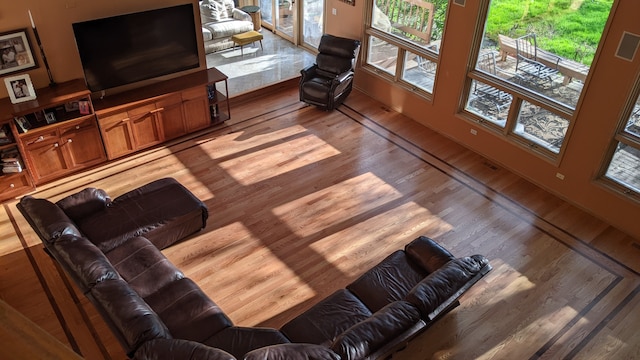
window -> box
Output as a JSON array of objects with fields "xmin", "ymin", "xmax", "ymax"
[
  {"xmin": 601, "ymin": 87, "xmax": 640, "ymax": 197},
  {"xmin": 362, "ymin": 0, "xmax": 448, "ymax": 96},
  {"xmin": 463, "ymin": 0, "xmax": 613, "ymax": 157}
]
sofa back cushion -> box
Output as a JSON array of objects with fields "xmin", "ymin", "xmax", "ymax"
[
  {"xmin": 330, "ymin": 301, "xmax": 421, "ymax": 360},
  {"xmin": 105, "ymin": 236, "xmax": 184, "ymax": 299},
  {"xmin": 346, "ymin": 250, "xmax": 426, "ymax": 313},
  {"xmin": 244, "ymin": 343, "xmax": 340, "ymax": 360},
  {"xmin": 18, "ymin": 196, "xmax": 82, "ymax": 243},
  {"xmin": 144, "ymin": 278, "xmax": 233, "ymax": 343},
  {"xmin": 90, "ymin": 278, "xmax": 171, "ymax": 357},
  {"xmin": 280, "ymin": 289, "xmax": 372, "ymax": 346},
  {"xmin": 51, "ymin": 234, "xmax": 120, "ymax": 293},
  {"xmin": 200, "ymin": 0, "xmax": 234, "ymax": 23},
  {"xmin": 134, "ymin": 338, "xmax": 237, "ymax": 360}
]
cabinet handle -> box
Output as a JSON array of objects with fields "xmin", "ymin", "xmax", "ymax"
[
  {"xmin": 9, "ymin": 183, "xmax": 15, "ymax": 188},
  {"xmin": 34, "ymin": 136, "xmax": 45, "ymax": 143},
  {"xmin": 150, "ymin": 108, "xmax": 164, "ymax": 114},
  {"xmin": 53, "ymin": 142, "xmax": 59, "ymax": 148},
  {"xmin": 75, "ymin": 125, "xmax": 80, "ymax": 130},
  {"xmin": 121, "ymin": 118, "xmax": 130, "ymax": 123},
  {"xmin": 67, "ymin": 139, "xmax": 73, "ymax": 143}
]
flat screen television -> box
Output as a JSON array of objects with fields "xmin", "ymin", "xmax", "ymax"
[{"xmin": 72, "ymin": 4, "xmax": 200, "ymax": 93}]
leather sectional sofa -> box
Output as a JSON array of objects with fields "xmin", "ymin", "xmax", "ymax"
[{"xmin": 18, "ymin": 178, "xmax": 492, "ymax": 360}]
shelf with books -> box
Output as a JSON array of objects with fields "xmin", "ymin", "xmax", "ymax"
[{"xmin": 0, "ymin": 120, "xmax": 34, "ymax": 201}]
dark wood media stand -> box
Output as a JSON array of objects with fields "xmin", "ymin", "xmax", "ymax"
[{"xmin": 0, "ymin": 68, "xmax": 229, "ymax": 200}]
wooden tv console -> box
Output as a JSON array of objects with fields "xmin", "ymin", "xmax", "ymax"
[{"xmin": 0, "ymin": 68, "xmax": 229, "ymax": 201}]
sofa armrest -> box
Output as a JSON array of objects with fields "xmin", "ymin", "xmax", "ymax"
[
  {"xmin": 405, "ymin": 255, "xmax": 491, "ymax": 321},
  {"xmin": 301, "ymin": 64, "xmax": 318, "ymax": 81},
  {"xmin": 134, "ymin": 339, "xmax": 237, "ymax": 360},
  {"xmin": 56, "ymin": 188, "xmax": 111, "ymax": 222},
  {"xmin": 404, "ymin": 236, "xmax": 455, "ymax": 273},
  {"xmin": 232, "ymin": 8, "xmax": 251, "ymax": 21},
  {"xmin": 17, "ymin": 196, "xmax": 83, "ymax": 244}
]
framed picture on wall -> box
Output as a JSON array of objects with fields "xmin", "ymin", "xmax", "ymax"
[
  {"xmin": 4, "ymin": 73, "xmax": 36, "ymax": 104},
  {"xmin": 0, "ymin": 29, "xmax": 38, "ymax": 76}
]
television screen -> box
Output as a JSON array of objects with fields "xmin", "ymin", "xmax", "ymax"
[{"xmin": 73, "ymin": 4, "xmax": 200, "ymax": 93}]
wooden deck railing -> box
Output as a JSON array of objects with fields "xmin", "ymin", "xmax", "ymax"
[{"xmin": 376, "ymin": 0, "xmax": 434, "ymax": 45}]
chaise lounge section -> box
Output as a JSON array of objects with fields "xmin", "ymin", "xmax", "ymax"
[{"xmin": 18, "ymin": 179, "xmax": 492, "ymax": 359}]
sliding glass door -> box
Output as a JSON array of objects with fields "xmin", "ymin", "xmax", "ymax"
[{"xmin": 259, "ymin": 0, "xmax": 323, "ymax": 49}]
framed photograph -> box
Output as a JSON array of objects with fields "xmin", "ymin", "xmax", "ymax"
[
  {"xmin": 44, "ymin": 111, "xmax": 56, "ymax": 124},
  {"xmin": 4, "ymin": 74, "xmax": 36, "ymax": 104},
  {"xmin": 78, "ymin": 100, "xmax": 91, "ymax": 115},
  {"xmin": 15, "ymin": 116, "xmax": 31, "ymax": 133},
  {"xmin": 65, "ymin": 101, "xmax": 79, "ymax": 112},
  {"xmin": 0, "ymin": 29, "xmax": 38, "ymax": 76}
]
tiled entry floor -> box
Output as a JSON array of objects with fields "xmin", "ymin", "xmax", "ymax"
[{"xmin": 206, "ymin": 30, "xmax": 316, "ymax": 97}]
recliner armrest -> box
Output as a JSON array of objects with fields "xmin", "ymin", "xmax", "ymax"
[
  {"xmin": 300, "ymin": 64, "xmax": 318, "ymax": 81},
  {"xmin": 333, "ymin": 70, "xmax": 354, "ymax": 84}
]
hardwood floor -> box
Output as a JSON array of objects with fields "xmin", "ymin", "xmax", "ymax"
[{"xmin": 1, "ymin": 82, "xmax": 639, "ymax": 359}]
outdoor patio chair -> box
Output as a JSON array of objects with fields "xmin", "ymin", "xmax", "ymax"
[
  {"xmin": 515, "ymin": 33, "xmax": 560, "ymax": 85},
  {"xmin": 471, "ymin": 51, "xmax": 513, "ymax": 119}
]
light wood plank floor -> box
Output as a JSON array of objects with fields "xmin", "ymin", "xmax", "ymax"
[{"xmin": 1, "ymin": 82, "xmax": 639, "ymax": 359}]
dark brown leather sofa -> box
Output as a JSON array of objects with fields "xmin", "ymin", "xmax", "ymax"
[{"xmin": 18, "ymin": 178, "xmax": 492, "ymax": 360}]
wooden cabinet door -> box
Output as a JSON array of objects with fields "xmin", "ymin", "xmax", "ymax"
[
  {"xmin": 182, "ymin": 87, "xmax": 211, "ymax": 131},
  {"xmin": 60, "ymin": 118, "xmax": 106, "ymax": 169},
  {"xmin": 157, "ymin": 95, "xmax": 187, "ymax": 141},
  {"xmin": 22, "ymin": 130, "xmax": 68, "ymax": 183},
  {"xmin": 129, "ymin": 104, "xmax": 164, "ymax": 148},
  {"xmin": 98, "ymin": 112, "xmax": 136, "ymax": 160}
]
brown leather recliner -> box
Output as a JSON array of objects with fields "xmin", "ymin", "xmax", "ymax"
[{"xmin": 300, "ymin": 34, "xmax": 361, "ymax": 110}]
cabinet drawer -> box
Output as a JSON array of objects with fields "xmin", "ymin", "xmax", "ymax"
[
  {"xmin": 60, "ymin": 117, "xmax": 98, "ymax": 136},
  {"xmin": 22, "ymin": 129, "xmax": 59, "ymax": 147},
  {"xmin": 182, "ymin": 86, "xmax": 207, "ymax": 101},
  {"xmin": 0, "ymin": 172, "xmax": 32, "ymax": 197},
  {"xmin": 99, "ymin": 112, "xmax": 130, "ymax": 127}
]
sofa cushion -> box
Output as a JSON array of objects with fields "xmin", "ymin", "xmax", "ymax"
[
  {"xmin": 51, "ymin": 234, "xmax": 119, "ymax": 293},
  {"xmin": 90, "ymin": 278, "xmax": 171, "ymax": 356},
  {"xmin": 205, "ymin": 326, "xmax": 290, "ymax": 359},
  {"xmin": 330, "ymin": 301, "xmax": 421, "ymax": 360},
  {"xmin": 404, "ymin": 236, "xmax": 455, "ymax": 273},
  {"xmin": 106, "ymin": 236, "xmax": 184, "ymax": 298},
  {"xmin": 56, "ymin": 187, "xmax": 111, "ymax": 222},
  {"xmin": 203, "ymin": 20, "xmax": 253, "ymax": 40},
  {"xmin": 244, "ymin": 343, "xmax": 340, "ymax": 360},
  {"xmin": 145, "ymin": 278, "xmax": 232, "ymax": 343},
  {"xmin": 134, "ymin": 338, "xmax": 237, "ymax": 360},
  {"xmin": 346, "ymin": 251, "xmax": 427, "ymax": 313},
  {"xmin": 280, "ymin": 289, "xmax": 372, "ymax": 346},
  {"xmin": 405, "ymin": 255, "xmax": 491, "ymax": 320},
  {"xmin": 76, "ymin": 178, "xmax": 208, "ymax": 251},
  {"xmin": 18, "ymin": 196, "xmax": 82, "ymax": 243},
  {"xmin": 200, "ymin": 0, "xmax": 226, "ymax": 22}
]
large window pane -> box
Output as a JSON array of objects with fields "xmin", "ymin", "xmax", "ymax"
[
  {"xmin": 373, "ymin": 0, "xmax": 441, "ymax": 51},
  {"xmin": 514, "ymin": 100, "xmax": 569, "ymax": 153},
  {"xmin": 465, "ymin": 79, "xmax": 512, "ymax": 126},
  {"xmin": 402, "ymin": 50, "xmax": 436, "ymax": 93},
  {"xmin": 605, "ymin": 143, "xmax": 640, "ymax": 193},
  {"xmin": 603, "ymin": 94, "xmax": 640, "ymax": 194},
  {"xmin": 366, "ymin": 36, "xmax": 398, "ymax": 75}
]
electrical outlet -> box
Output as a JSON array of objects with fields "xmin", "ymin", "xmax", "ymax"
[
  {"xmin": 556, "ymin": 172, "xmax": 565, "ymax": 180},
  {"xmin": 332, "ymin": 8, "xmax": 337, "ymax": 15},
  {"xmin": 470, "ymin": 129, "xmax": 478, "ymax": 135}
]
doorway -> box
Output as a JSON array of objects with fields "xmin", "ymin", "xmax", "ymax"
[{"xmin": 258, "ymin": 0, "xmax": 324, "ymax": 50}]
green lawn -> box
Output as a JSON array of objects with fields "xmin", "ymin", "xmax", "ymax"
[{"xmin": 484, "ymin": 0, "xmax": 613, "ymax": 65}]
